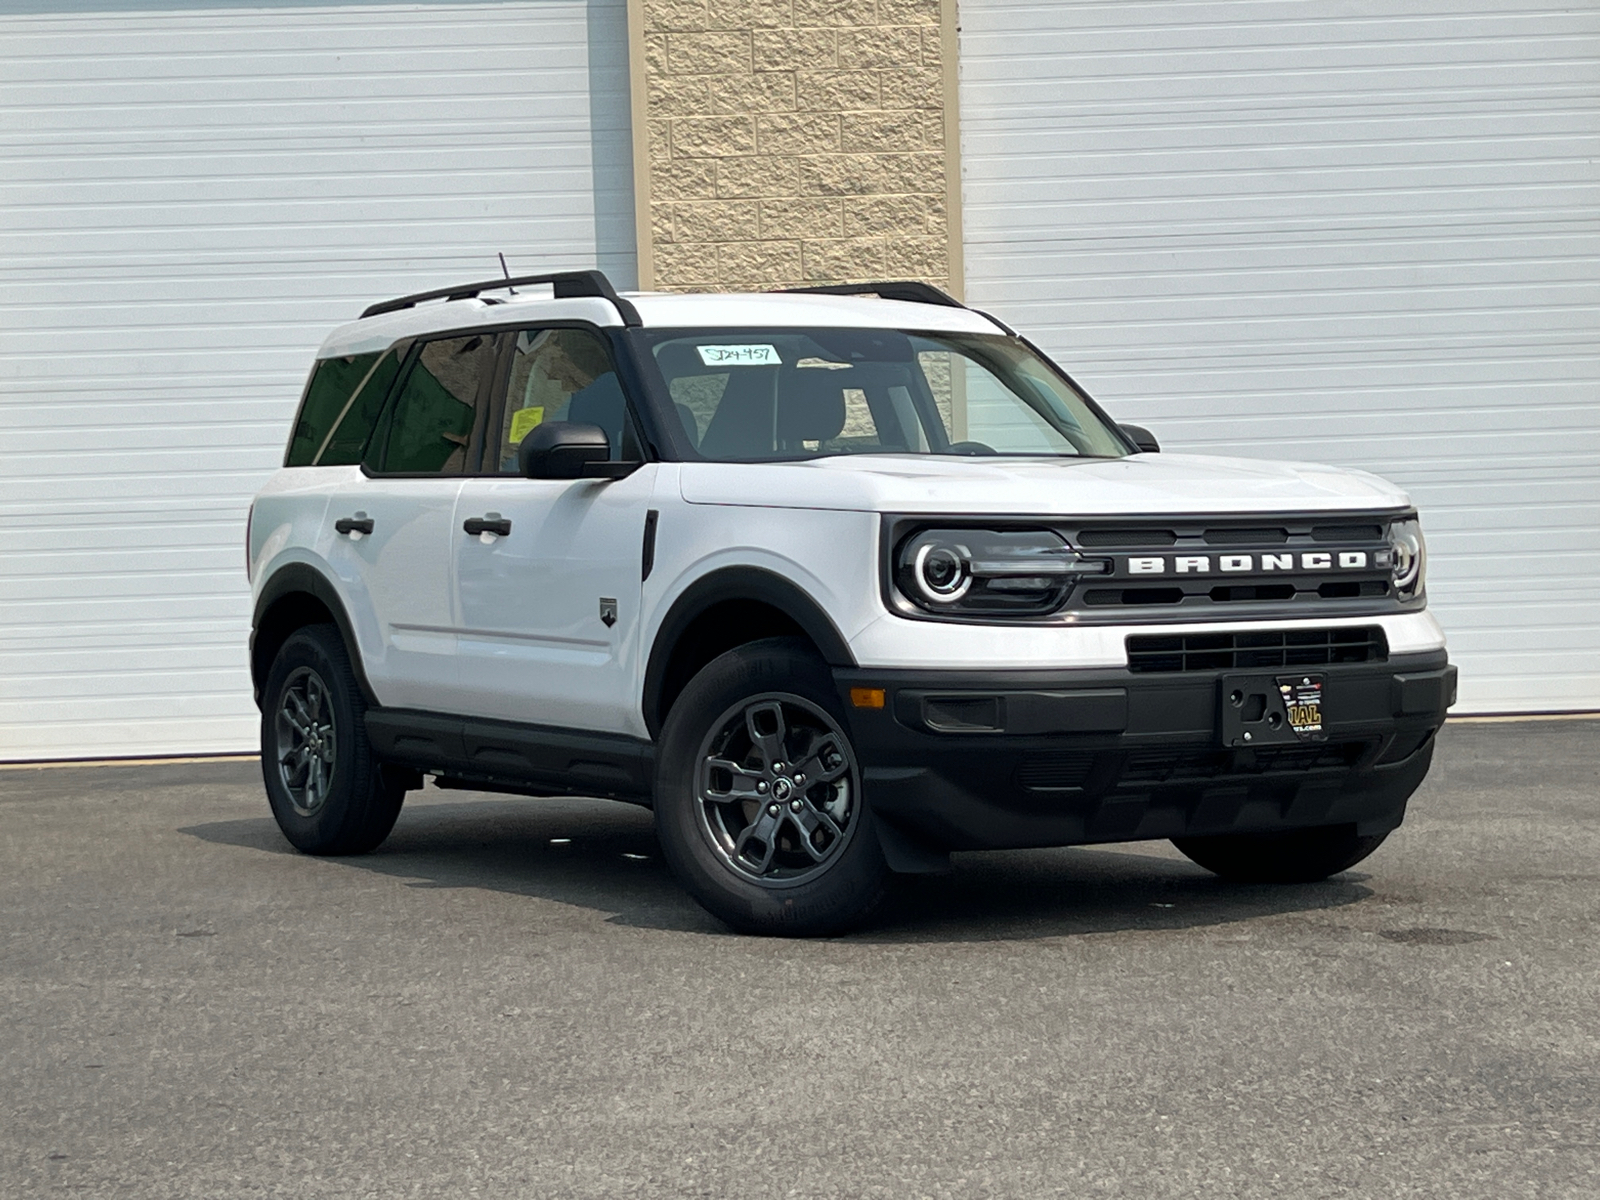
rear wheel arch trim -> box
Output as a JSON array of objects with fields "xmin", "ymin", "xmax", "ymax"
[
  {"xmin": 252, "ymin": 563, "xmax": 375, "ymax": 709},
  {"xmin": 643, "ymin": 567, "xmax": 857, "ymax": 738}
]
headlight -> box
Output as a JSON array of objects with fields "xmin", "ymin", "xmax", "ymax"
[
  {"xmin": 1389, "ymin": 518, "xmax": 1426, "ymax": 598},
  {"xmin": 894, "ymin": 528, "xmax": 1104, "ymax": 616}
]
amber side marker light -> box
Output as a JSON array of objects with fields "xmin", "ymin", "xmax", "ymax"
[{"xmin": 850, "ymin": 687, "xmax": 886, "ymax": 709}]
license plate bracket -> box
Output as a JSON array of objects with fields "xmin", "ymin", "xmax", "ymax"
[{"xmin": 1220, "ymin": 673, "xmax": 1326, "ymax": 747}]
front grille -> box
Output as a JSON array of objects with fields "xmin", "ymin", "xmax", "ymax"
[
  {"xmin": 1076, "ymin": 523, "xmax": 1383, "ymax": 548},
  {"xmin": 1126, "ymin": 627, "xmax": 1388, "ymax": 673},
  {"xmin": 1054, "ymin": 514, "xmax": 1408, "ymax": 621},
  {"xmin": 1204, "ymin": 527, "xmax": 1287, "ymax": 545},
  {"xmin": 1083, "ymin": 586, "xmax": 1184, "ymax": 606},
  {"xmin": 1076, "ymin": 528, "xmax": 1176, "ymax": 547}
]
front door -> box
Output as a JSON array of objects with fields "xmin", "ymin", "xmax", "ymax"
[{"xmin": 449, "ymin": 325, "xmax": 656, "ymax": 736}]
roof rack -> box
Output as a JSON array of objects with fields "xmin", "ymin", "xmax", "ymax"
[
  {"xmin": 360, "ymin": 269, "xmax": 641, "ymax": 326},
  {"xmin": 779, "ymin": 280, "xmax": 967, "ymax": 309},
  {"xmin": 778, "ymin": 279, "xmax": 1017, "ymax": 336}
]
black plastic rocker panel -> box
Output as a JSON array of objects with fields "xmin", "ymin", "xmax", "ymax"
[{"xmin": 364, "ymin": 708, "xmax": 655, "ymax": 803}]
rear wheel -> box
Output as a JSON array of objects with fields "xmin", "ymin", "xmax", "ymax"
[
  {"xmin": 1172, "ymin": 824, "xmax": 1388, "ymax": 884},
  {"xmin": 261, "ymin": 624, "xmax": 405, "ymax": 855},
  {"xmin": 653, "ymin": 639, "xmax": 888, "ymax": 936}
]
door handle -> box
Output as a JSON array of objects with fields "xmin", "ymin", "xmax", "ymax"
[
  {"xmin": 463, "ymin": 515, "xmax": 512, "ymax": 537},
  {"xmin": 334, "ymin": 515, "xmax": 374, "ymax": 536}
]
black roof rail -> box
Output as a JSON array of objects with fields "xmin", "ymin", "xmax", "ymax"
[
  {"xmin": 360, "ymin": 269, "xmax": 641, "ymax": 326},
  {"xmin": 778, "ymin": 280, "xmax": 967, "ymax": 309},
  {"xmin": 778, "ymin": 279, "xmax": 1019, "ymax": 336}
]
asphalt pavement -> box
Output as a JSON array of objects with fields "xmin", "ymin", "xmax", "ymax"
[{"xmin": 2, "ymin": 719, "xmax": 1597, "ymax": 1199}]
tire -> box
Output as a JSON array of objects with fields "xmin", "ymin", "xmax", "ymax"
[
  {"xmin": 653, "ymin": 638, "xmax": 889, "ymax": 937},
  {"xmin": 1171, "ymin": 824, "xmax": 1389, "ymax": 884},
  {"xmin": 260, "ymin": 623, "xmax": 405, "ymax": 856}
]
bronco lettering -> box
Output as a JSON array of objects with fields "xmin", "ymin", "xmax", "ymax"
[{"xmin": 1120, "ymin": 550, "xmax": 1378, "ymax": 577}]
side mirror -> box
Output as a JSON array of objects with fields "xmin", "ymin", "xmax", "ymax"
[
  {"xmin": 520, "ymin": 422, "xmax": 611, "ymax": 479},
  {"xmin": 1120, "ymin": 424, "xmax": 1160, "ymax": 453}
]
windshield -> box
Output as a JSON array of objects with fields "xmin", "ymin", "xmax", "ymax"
[{"xmin": 640, "ymin": 328, "xmax": 1130, "ymax": 461}]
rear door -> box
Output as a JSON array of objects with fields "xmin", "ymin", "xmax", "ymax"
[
  {"xmin": 450, "ymin": 325, "xmax": 657, "ymax": 736},
  {"xmin": 324, "ymin": 331, "xmax": 499, "ymax": 711}
]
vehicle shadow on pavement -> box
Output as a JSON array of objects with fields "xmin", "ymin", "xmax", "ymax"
[
  {"xmin": 181, "ymin": 792, "xmax": 1371, "ymax": 942},
  {"xmin": 181, "ymin": 794, "xmax": 718, "ymax": 934},
  {"xmin": 862, "ymin": 850, "xmax": 1371, "ymax": 943}
]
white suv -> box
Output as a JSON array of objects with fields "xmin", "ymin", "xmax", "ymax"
[{"xmin": 248, "ymin": 271, "xmax": 1455, "ymax": 935}]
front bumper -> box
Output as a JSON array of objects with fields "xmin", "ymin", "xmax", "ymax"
[{"xmin": 834, "ymin": 651, "xmax": 1455, "ymax": 855}]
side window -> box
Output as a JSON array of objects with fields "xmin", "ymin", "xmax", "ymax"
[
  {"xmin": 285, "ymin": 350, "xmax": 400, "ymax": 466},
  {"xmin": 496, "ymin": 327, "xmax": 636, "ymax": 472},
  {"xmin": 375, "ymin": 334, "xmax": 497, "ymax": 474}
]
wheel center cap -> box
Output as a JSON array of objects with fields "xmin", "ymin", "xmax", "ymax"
[{"xmin": 770, "ymin": 777, "xmax": 794, "ymax": 802}]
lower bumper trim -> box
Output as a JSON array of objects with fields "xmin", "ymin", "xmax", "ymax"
[{"xmin": 837, "ymin": 651, "xmax": 1449, "ymax": 853}]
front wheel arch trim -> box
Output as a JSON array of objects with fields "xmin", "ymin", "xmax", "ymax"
[{"xmin": 642, "ymin": 567, "xmax": 857, "ymax": 739}]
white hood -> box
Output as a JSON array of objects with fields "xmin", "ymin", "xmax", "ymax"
[{"xmin": 678, "ymin": 452, "xmax": 1410, "ymax": 516}]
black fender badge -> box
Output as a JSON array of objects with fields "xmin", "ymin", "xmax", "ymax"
[{"xmin": 599, "ymin": 597, "xmax": 618, "ymax": 628}]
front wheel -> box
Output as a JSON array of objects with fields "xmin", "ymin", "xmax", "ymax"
[
  {"xmin": 653, "ymin": 639, "xmax": 889, "ymax": 936},
  {"xmin": 1172, "ymin": 824, "xmax": 1389, "ymax": 884}
]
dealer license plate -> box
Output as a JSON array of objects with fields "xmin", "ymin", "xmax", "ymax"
[
  {"xmin": 1279, "ymin": 675, "xmax": 1324, "ymax": 738},
  {"xmin": 1219, "ymin": 672, "xmax": 1327, "ymax": 747}
]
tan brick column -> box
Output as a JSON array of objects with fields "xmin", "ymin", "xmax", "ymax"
[{"xmin": 626, "ymin": 0, "xmax": 963, "ymax": 296}]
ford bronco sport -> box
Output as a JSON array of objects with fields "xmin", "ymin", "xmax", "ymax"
[{"xmin": 248, "ymin": 271, "xmax": 1455, "ymax": 935}]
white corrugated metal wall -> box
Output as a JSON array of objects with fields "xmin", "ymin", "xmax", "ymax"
[
  {"xmin": 959, "ymin": 0, "xmax": 1600, "ymax": 713},
  {"xmin": 0, "ymin": 0, "xmax": 635, "ymax": 760}
]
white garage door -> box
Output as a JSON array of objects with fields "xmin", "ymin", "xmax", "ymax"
[
  {"xmin": 960, "ymin": 0, "xmax": 1600, "ymax": 713},
  {"xmin": 0, "ymin": 0, "xmax": 635, "ymax": 761}
]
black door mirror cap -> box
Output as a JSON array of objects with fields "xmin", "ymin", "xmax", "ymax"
[
  {"xmin": 520, "ymin": 421, "xmax": 610, "ymax": 479},
  {"xmin": 1120, "ymin": 423, "xmax": 1160, "ymax": 453}
]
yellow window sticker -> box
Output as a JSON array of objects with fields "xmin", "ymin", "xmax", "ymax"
[{"xmin": 509, "ymin": 406, "xmax": 545, "ymax": 444}]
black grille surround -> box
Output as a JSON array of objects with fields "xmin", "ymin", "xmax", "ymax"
[
  {"xmin": 881, "ymin": 510, "xmax": 1423, "ymax": 626},
  {"xmin": 1067, "ymin": 514, "xmax": 1410, "ymax": 620},
  {"xmin": 1126, "ymin": 626, "xmax": 1389, "ymax": 673}
]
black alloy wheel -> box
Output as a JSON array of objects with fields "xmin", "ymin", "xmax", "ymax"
[
  {"xmin": 275, "ymin": 666, "xmax": 338, "ymax": 817},
  {"xmin": 695, "ymin": 692, "xmax": 859, "ymax": 886},
  {"xmin": 261, "ymin": 623, "xmax": 406, "ymax": 856},
  {"xmin": 654, "ymin": 638, "xmax": 889, "ymax": 936}
]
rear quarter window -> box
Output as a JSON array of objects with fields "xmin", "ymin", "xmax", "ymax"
[{"xmin": 284, "ymin": 349, "xmax": 400, "ymax": 466}]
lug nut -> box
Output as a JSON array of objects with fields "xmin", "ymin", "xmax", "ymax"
[
  {"xmin": 794, "ymin": 772, "xmax": 805, "ymax": 783},
  {"xmin": 790, "ymin": 800, "xmax": 802, "ymax": 812},
  {"xmin": 773, "ymin": 762, "xmax": 784, "ymax": 772},
  {"xmin": 756, "ymin": 781, "xmax": 767, "ymax": 793},
  {"xmin": 767, "ymin": 804, "xmax": 780, "ymax": 816}
]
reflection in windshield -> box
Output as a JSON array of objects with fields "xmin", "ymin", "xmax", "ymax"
[{"xmin": 645, "ymin": 328, "xmax": 1128, "ymax": 462}]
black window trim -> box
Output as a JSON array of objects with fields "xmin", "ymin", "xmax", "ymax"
[
  {"xmin": 482, "ymin": 320, "xmax": 653, "ymax": 477},
  {"xmin": 283, "ymin": 348, "xmax": 393, "ymax": 469},
  {"xmin": 350, "ymin": 318, "xmax": 664, "ymax": 481},
  {"xmin": 361, "ymin": 331, "xmax": 504, "ymax": 479}
]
